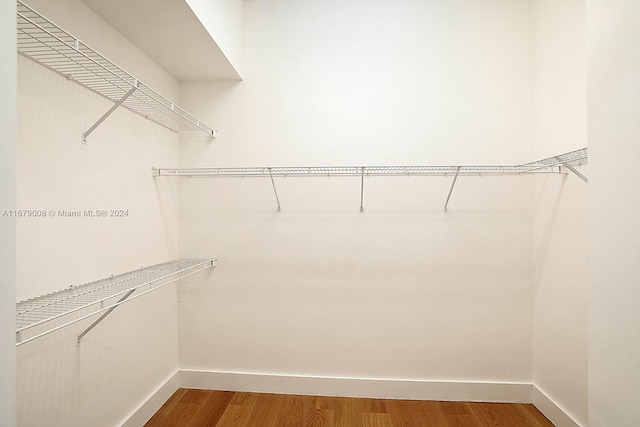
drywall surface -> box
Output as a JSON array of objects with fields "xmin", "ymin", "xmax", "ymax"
[
  {"xmin": 183, "ymin": 0, "xmax": 533, "ymax": 166},
  {"xmin": 16, "ymin": 0, "xmax": 180, "ymax": 426},
  {"xmin": 531, "ymin": 0, "xmax": 587, "ymax": 158},
  {"xmin": 588, "ymin": 0, "xmax": 640, "ymax": 425},
  {"xmin": 178, "ymin": 0, "xmax": 535, "ymax": 390},
  {"xmin": 0, "ymin": 1, "xmax": 17, "ymax": 426},
  {"xmin": 531, "ymin": 0, "xmax": 588, "ymax": 425},
  {"xmin": 80, "ymin": 0, "xmax": 241, "ymax": 81},
  {"xmin": 532, "ymin": 172, "xmax": 587, "ymax": 426},
  {"xmin": 186, "ymin": 0, "xmax": 243, "ymax": 76}
]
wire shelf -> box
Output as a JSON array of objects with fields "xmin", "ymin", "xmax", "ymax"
[
  {"xmin": 518, "ymin": 147, "xmax": 588, "ymax": 172},
  {"xmin": 155, "ymin": 164, "xmax": 556, "ymax": 177},
  {"xmin": 152, "ymin": 148, "xmax": 587, "ymax": 212},
  {"xmin": 16, "ymin": 258, "xmax": 215, "ymax": 346},
  {"xmin": 153, "ymin": 148, "xmax": 588, "ymax": 178},
  {"xmin": 16, "ymin": 0, "xmax": 216, "ymax": 137}
]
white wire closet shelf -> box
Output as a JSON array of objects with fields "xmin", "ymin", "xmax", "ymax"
[
  {"xmin": 16, "ymin": 258, "xmax": 215, "ymax": 346},
  {"xmin": 153, "ymin": 148, "xmax": 587, "ymax": 213},
  {"xmin": 16, "ymin": 0, "xmax": 216, "ymax": 142},
  {"xmin": 153, "ymin": 148, "xmax": 588, "ymax": 178}
]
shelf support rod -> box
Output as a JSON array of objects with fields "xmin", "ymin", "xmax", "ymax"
[
  {"xmin": 360, "ymin": 167, "xmax": 365, "ymax": 213},
  {"xmin": 556, "ymin": 157, "xmax": 588, "ymax": 183},
  {"xmin": 77, "ymin": 288, "xmax": 135, "ymax": 344},
  {"xmin": 268, "ymin": 168, "xmax": 281, "ymax": 212},
  {"xmin": 444, "ymin": 166, "xmax": 461, "ymax": 212},
  {"xmin": 82, "ymin": 82, "xmax": 138, "ymax": 144}
]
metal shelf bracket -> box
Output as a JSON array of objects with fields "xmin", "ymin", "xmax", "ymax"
[
  {"xmin": 82, "ymin": 81, "xmax": 138, "ymax": 144},
  {"xmin": 268, "ymin": 168, "xmax": 281, "ymax": 212},
  {"xmin": 444, "ymin": 166, "xmax": 461, "ymax": 212},
  {"xmin": 556, "ymin": 157, "xmax": 588, "ymax": 183},
  {"xmin": 77, "ymin": 288, "xmax": 134, "ymax": 344},
  {"xmin": 360, "ymin": 167, "xmax": 365, "ymax": 213}
]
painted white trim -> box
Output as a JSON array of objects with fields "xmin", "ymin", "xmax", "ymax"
[
  {"xmin": 532, "ymin": 385, "xmax": 582, "ymax": 427},
  {"xmin": 124, "ymin": 371, "xmax": 582, "ymax": 426},
  {"xmin": 179, "ymin": 370, "xmax": 532, "ymax": 403},
  {"xmin": 121, "ymin": 371, "xmax": 179, "ymax": 427}
]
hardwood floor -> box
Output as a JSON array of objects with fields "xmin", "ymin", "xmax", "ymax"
[{"xmin": 145, "ymin": 389, "xmax": 555, "ymax": 427}]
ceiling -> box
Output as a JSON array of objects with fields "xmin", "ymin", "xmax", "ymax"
[{"xmin": 81, "ymin": 0, "xmax": 241, "ymax": 81}]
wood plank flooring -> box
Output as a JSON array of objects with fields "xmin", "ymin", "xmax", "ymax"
[{"xmin": 145, "ymin": 389, "xmax": 555, "ymax": 427}]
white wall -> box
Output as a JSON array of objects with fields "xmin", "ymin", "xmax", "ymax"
[
  {"xmin": 10, "ymin": 0, "xmax": 607, "ymax": 423},
  {"xmin": 588, "ymin": 0, "xmax": 640, "ymax": 425},
  {"xmin": 17, "ymin": 0, "xmax": 181, "ymax": 425},
  {"xmin": 186, "ymin": 0, "xmax": 244, "ymax": 76},
  {"xmin": 531, "ymin": 0, "xmax": 588, "ymax": 425},
  {"xmin": 531, "ymin": 0, "xmax": 587, "ymax": 158},
  {"xmin": 184, "ymin": 0, "xmax": 533, "ymax": 167},
  {"xmin": 177, "ymin": 0, "xmax": 536, "ymax": 393},
  {"xmin": 1, "ymin": 1, "xmax": 17, "ymax": 426}
]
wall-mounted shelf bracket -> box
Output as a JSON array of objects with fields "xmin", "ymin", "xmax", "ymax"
[
  {"xmin": 557, "ymin": 157, "xmax": 588, "ymax": 183},
  {"xmin": 360, "ymin": 167, "xmax": 365, "ymax": 213},
  {"xmin": 82, "ymin": 82, "xmax": 138, "ymax": 144},
  {"xmin": 268, "ymin": 168, "xmax": 281, "ymax": 212},
  {"xmin": 77, "ymin": 288, "xmax": 134, "ymax": 344},
  {"xmin": 444, "ymin": 166, "xmax": 461, "ymax": 213},
  {"xmin": 16, "ymin": 258, "xmax": 215, "ymax": 346}
]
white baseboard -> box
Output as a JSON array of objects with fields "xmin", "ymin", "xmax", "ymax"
[
  {"xmin": 532, "ymin": 385, "xmax": 582, "ymax": 427},
  {"xmin": 178, "ymin": 370, "xmax": 532, "ymax": 403},
  {"xmin": 121, "ymin": 371, "xmax": 179, "ymax": 427},
  {"xmin": 122, "ymin": 370, "xmax": 583, "ymax": 427}
]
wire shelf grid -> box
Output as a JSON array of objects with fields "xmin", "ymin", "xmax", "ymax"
[
  {"xmin": 16, "ymin": 258, "xmax": 214, "ymax": 346},
  {"xmin": 518, "ymin": 147, "xmax": 588, "ymax": 172},
  {"xmin": 154, "ymin": 148, "xmax": 587, "ymax": 178},
  {"xmin": 16, "ymin": 0, "xmax": 215, "ymax": 136}
]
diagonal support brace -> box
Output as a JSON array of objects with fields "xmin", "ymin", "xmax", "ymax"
[
  {"xmin": 444, "ymin": 166, "xmax": 461, "ymax": 212},
  {"xmin": 556, "ymin": 157, "xmax": 588, "ymax": 183},
  {"xmin": 77, "ymin": 288, "xmax": 135, "ymax": 344},
  {"xmin": 360, "ymin": 167, "xmax": 365, "ymax": 213},
  {"xmin": 268, "ymin": 168, "xmax": 281, "ymax": 212},
  {"xmin": 83, "ymin": 82, "xmax": 138, "ymax": 144}
]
